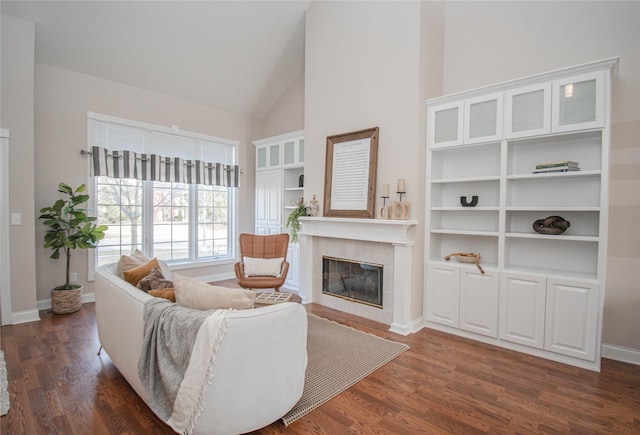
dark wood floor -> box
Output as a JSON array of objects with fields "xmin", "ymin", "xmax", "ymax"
[{"xmin": 1, "ymin": 298, "xmax": 639, "ymax": 434}]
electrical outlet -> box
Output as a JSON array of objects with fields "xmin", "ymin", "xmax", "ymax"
[{"xmin": 70, "ymin": 272, "xmax": 77, "ymax": 282}]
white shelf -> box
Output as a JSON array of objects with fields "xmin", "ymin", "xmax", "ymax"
[
  {"xmin": 431, "ymin": 229, "xmax": 499, "ymax": 237},
  {"xmin": 506, "ymin": 206, "xmax": 600, "ymax": 212},
  {"xmin": 429, "ymin": 258, "xmax": 498, "ymax": 271},
  {"xmin": 503, "ymin": 266, "xmax": 597, "ymax": 282},
  {"xmin": 432, "ymin": 176, "xmax": 500, "ymax": 184},
  {"xmin": 506, "ymin": 232, "xmax": 599, "ymax": 242},
  {"xmin": 432, "ymin": 206, "xmax": 499, "ymax": 211},
  {"xmin": 507, "ymin": 170, "xmax": 601, "ymax": 180},
  {"xmin": 284, "ymin": 187, "xmax": 303, "ymax": 191}
]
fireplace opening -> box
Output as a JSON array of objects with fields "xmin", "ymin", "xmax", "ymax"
[{"xmin": 322, "ymin": 256, "xmax": 383, "ymax": 308}]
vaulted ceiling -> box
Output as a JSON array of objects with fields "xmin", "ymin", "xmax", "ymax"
[{"xmin": 1, "ymin": 1, "xmax": 311, "ymax": 119}]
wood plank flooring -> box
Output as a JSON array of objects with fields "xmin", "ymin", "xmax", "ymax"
[{"xmin": 1, "ymin": 298, "xmax": 639, "ymax": 434}]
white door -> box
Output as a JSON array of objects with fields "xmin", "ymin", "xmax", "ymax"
[
  {"xmin": 500, "ymin": 272, "xmax": 546, "ymax": 348},
  {"xmin": 545, "ymin": 278, "xmax": 599, "ymax": 361},
  {"xmin": 428, "ymin": 101, "xmax": 464, "ymax": 148},
  {"xmin": 504, "ymin": 82, "xmax": 551, "ymax": 139},
  {"xmin": 459, "ymin": 267, "xmax": 499, "ymax": 337},
  {"xmin": 552, "ymin": 71, "xmax": 605, "ymax": 133},
  {"xmin": 463, "ymin": 92, "xmax": 503, "ymax": 144},
  {"xmin": 425, "ymin": 262, "xmax": 460, "ymax": 328}
]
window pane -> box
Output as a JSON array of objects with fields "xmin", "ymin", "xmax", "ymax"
[{"xmin": 95, "ymin": 176, "xmax": 143, "ymax": 267}]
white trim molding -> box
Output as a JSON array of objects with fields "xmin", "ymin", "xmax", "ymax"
[{"xmin": 602, "ymin": 343, "xmax": 640, "ymax": 366}]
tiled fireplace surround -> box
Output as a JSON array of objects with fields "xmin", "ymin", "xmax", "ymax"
[{"xmin": 298, "ymin": 217, "xmax": 418, "ymax": 335}]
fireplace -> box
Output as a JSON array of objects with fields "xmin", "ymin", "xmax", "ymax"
[
  {"xmin": 297, "ymin": 216, "xmax": 419, "ymax": 335},
  {"xmin": 322, "ymin": 256, "xmax": 383, "ymax": 308}
]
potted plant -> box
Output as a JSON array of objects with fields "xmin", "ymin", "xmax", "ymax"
[
  {"xmin": 39, "ymin": 182, "xmax": 107, "ymax": 314},
  {"xmin": 285, "ymin": 200, "xmax": 308, "ymax": 242}
]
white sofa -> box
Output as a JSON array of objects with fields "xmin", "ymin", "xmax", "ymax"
[{"xmin": 95, "ymin": 263, "xmax": 308, "ymax": 435}]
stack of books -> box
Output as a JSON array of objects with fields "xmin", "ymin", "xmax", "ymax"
[{"xmin": 533, "ymin": 160, "xmax": 580, "ymax": 174}]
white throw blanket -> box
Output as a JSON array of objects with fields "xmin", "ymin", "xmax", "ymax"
[{"xmin": 138, "ymin": 298, "xmax": 229, "ymax": 434}]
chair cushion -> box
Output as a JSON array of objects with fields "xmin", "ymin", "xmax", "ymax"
[
  {"xmin": 173, "ymin": 273, "xmax": 256, "ymax": 310},
  {"xmin": 243, "ymin": 257, "xmax": 284, "ymax": 278}
]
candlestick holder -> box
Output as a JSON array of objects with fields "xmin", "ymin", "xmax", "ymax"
[
  {"xmin": 377, "ymin": 196, "xmax": 391, "ymax": 219},
  {"xmin": 397, "ymin": 191, "xmax": 406, "ymax": 202}
]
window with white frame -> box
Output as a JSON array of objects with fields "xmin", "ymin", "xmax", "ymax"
[{"xmin": 87, "ymin": 112, "xmax": 238, "ymax": 269}]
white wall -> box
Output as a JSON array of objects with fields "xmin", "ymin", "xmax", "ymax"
[
  {"xmin": 305, "ymin": 1, "xmax": 425, "ymax": 321},
  {"xmin": 1, "ymin": 14, "xmax": 39, "ymax": 322},
  {"xmin": 33, "ymin": 64, "xmax": 261, "ymax": 302},
  {"xmin": 261, "ymin": 72, "xmax": 305, "ymax": 139},
  {"xmin": 440, "ymin": 1, "xmax": 640, "ymax": 355}
]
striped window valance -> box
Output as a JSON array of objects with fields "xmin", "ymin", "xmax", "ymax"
[{"xmin": 89, "ymin": 146, "xmax": 240, "ymax": 187}]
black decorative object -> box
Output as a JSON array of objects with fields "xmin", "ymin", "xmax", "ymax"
[
  {"xmin": 460, "ymin": 195, "xmax": 479, "ymax": 207},
  {"xmin": 533, "ymin": 215, "xmax": 571, "ymax": 235},
  {"xmin": 298, "ymin": 174, "xmax": 304, "ymax": 188}
]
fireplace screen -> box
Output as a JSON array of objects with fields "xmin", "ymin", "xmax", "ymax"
[{"xmin": 322, "ymin": 256, "xmax": 383, "ymax": 308}]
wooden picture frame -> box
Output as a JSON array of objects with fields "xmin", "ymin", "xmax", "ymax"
[{"xmin": 323, "ymin": 127, "xmax": 379, "ymax": 218}]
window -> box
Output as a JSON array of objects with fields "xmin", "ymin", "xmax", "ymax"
[{"xmin": 88, "ymin": 113, "xmax": 238, "ymax": 270}]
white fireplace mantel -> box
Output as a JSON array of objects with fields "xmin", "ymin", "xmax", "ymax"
[
  {"xmin": 297, "ymin": 217, "xmax": 421, "ymax": 336},
  {"xmin": 298, "ymin": 217, "xmax": 418, "ymax": 245}
]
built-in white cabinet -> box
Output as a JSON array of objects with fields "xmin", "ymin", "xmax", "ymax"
[
  {"xmin": 426, "ymin": 263, "xmax": 498, "ymax": 338},
  {"xmin": 424, "ymin": 58, "xmax": 617, "ymax": 371},
  {"xmin": 253, "ymin": 130, "xmax": 304, "ymax": 290}
]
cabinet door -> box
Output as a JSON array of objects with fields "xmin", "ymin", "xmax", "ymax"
[
  {"xmin": 285, "ymin": 243, "xmax": 299, "ymax": 288},
  {"xmin": 500, "ymin": 272, "xmax": 546, "ymax": 348},
  {"xmin": 552, "ymin": 71, "xmax": 605, "ymax": 133},
  {"xmin": 255, "ymin": 170, "xmax": 282, "ymax": 233},
  {"xmin": 459, "ymin": 267, "xmax": 499, "ymax": 337},
  {"xmin": 425, "ymin": 263, "xmax": 460, "ymax": 327},
  {"xmin": 545, "ymin": 278, "xmax": 599, "ymax": 361},
  {"xmin": 256, "ymin": 145, "xmax": 268, "ymax": 170},
  {"xmin": 505, "ymin": 82, "xmax": 551, "ymax": 139},
  {"xmin": 464, "ymin": 92, "xmax": 503, "ymax": 144},
  {"xmin": 428, "ymin": 101, "xmax": 464, "ymax": 148},
  {"xmin": 283, "ymin": 137, "xmax": 305, "ymax": 167}
]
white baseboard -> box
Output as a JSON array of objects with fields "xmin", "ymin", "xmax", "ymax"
[
  {"xmin": 11, "ymin": 309, "xmax": 41, "ymax": 324},
  {"xmin": 198, "ymin": 271, "xmax": 236, "ymax": 284},
  {"xmin": 389, "ymin": 316, "xmax": 424, "ymax": 336},
  {"xmin": 37, "ymin": 292, "xmax": 96, "ymax": 311},
  {"xmin": 602, "ymin": 343, "xmax": 640, "ymax": 366}
]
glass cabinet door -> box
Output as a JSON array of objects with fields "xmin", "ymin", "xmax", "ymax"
[
  {"xmin": 256, "ymin": 146, "xmax": 267, "ymax": 169},
  {"xmin": 298, "ymin": 139, "xmax": 304, "ymax": 164},
  {"xmin": 283, "ymin": 141, "xmax": 295, "ymax": 165},
  {"xmin": 552, "ymin": 71, "xmax": 604, "ymax": 133},
  {"xmin": 464, "ymin": 92, "xmax": 503, "ymax": 144},
  {"xmin": 269, "ymin": 144, "xmax": 280, "ymax": 167},
  {"xmin": 428, "ymin": 101, "xmax": 464, "ymax": 148},
  {"xmin": 505, "ymin": 83, "xmax": 551, "ymax": 139}
]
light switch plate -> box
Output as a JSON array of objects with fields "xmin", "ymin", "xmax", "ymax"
[{"xmin": 11, "ymin": 213, "xmax": 21, "ymax": 225}]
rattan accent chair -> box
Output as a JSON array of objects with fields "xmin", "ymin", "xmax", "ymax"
[{"xmin": 234, "ymin": 233, "xmax": 290, "ymax": 291}]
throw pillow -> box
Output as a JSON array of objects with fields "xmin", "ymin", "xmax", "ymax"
[
  {"xmin": 136, "ymin": 267, "xmax": 174, "ymax": 292},
  {"xmin": 148, "ymin": 289, "xmax": 176, "ymax": 302},
  {"xmin": 117, "ymin": 249, "xmax": 149, "ymax": 278},
  {"xmin": 173, "ymin": 273, "xmax": 256, "ymax": 310},
  {"xmin": 123, "ymin": 258, "xmax": 161, "ymax": 287},
  {"xmin": 242, "ymin": 257, "xmax": 284, "ymax": 278}
]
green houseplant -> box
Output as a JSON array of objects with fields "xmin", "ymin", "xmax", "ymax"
[
  {"xmin": 39, "ymin": 183, "xmax": 107, "ymax": 313},
  {"xmin": 285, "ymin": 201, "xmax": 308, "ymax": 242}
]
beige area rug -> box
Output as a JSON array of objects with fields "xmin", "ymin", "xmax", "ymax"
[
  {"xmin": 282, "ymin": 315, "xmax": 409, "ymax": 426},
  {"xmin": 0, "ymin": 350, "xmax": 9, "ymax": 416}
]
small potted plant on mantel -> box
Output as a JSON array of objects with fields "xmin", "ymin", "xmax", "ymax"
[{"xmin": 39, "ymin": 183, "xmax": 107, "ymax": 314}]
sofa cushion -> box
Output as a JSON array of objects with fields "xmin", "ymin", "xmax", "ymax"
[
  {"xmin": 124, "ymin": 258, "xmax": 161, "ymax": 287},
  {"xmin": 148, "ymin": 289, "xmax": 176, "ymax": 302},
  {"xmin": 173, "ymin": 273, "xmax": 256, "ymax": 310},
  {"xmin": 137, "ymin": 267, "xmax": 174, "ymax": 292},
  {"xmin": 243, "ymin": 256, "xmax": 284, "ymax": 278},
  {"xmin": 117, "ymin": 249, "xmax": 150, "ymax": 278}
]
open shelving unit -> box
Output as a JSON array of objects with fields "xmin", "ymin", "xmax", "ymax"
[{"xmin": 424, "ymin": 58, "xmax": 617, "ymax": 371}]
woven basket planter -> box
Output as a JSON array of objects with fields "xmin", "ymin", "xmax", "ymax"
[{"xmin": 51, "ymin": 286, "xmax": 83, "ymax": 314}]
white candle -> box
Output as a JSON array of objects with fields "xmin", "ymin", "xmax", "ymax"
[
  {"xmin": 382, "ymin": 184, "xmax": 389, "ymax": 197},
  {"xmin": 397, "ymin": 178, "xmax": 406, "ymax": 193}
]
